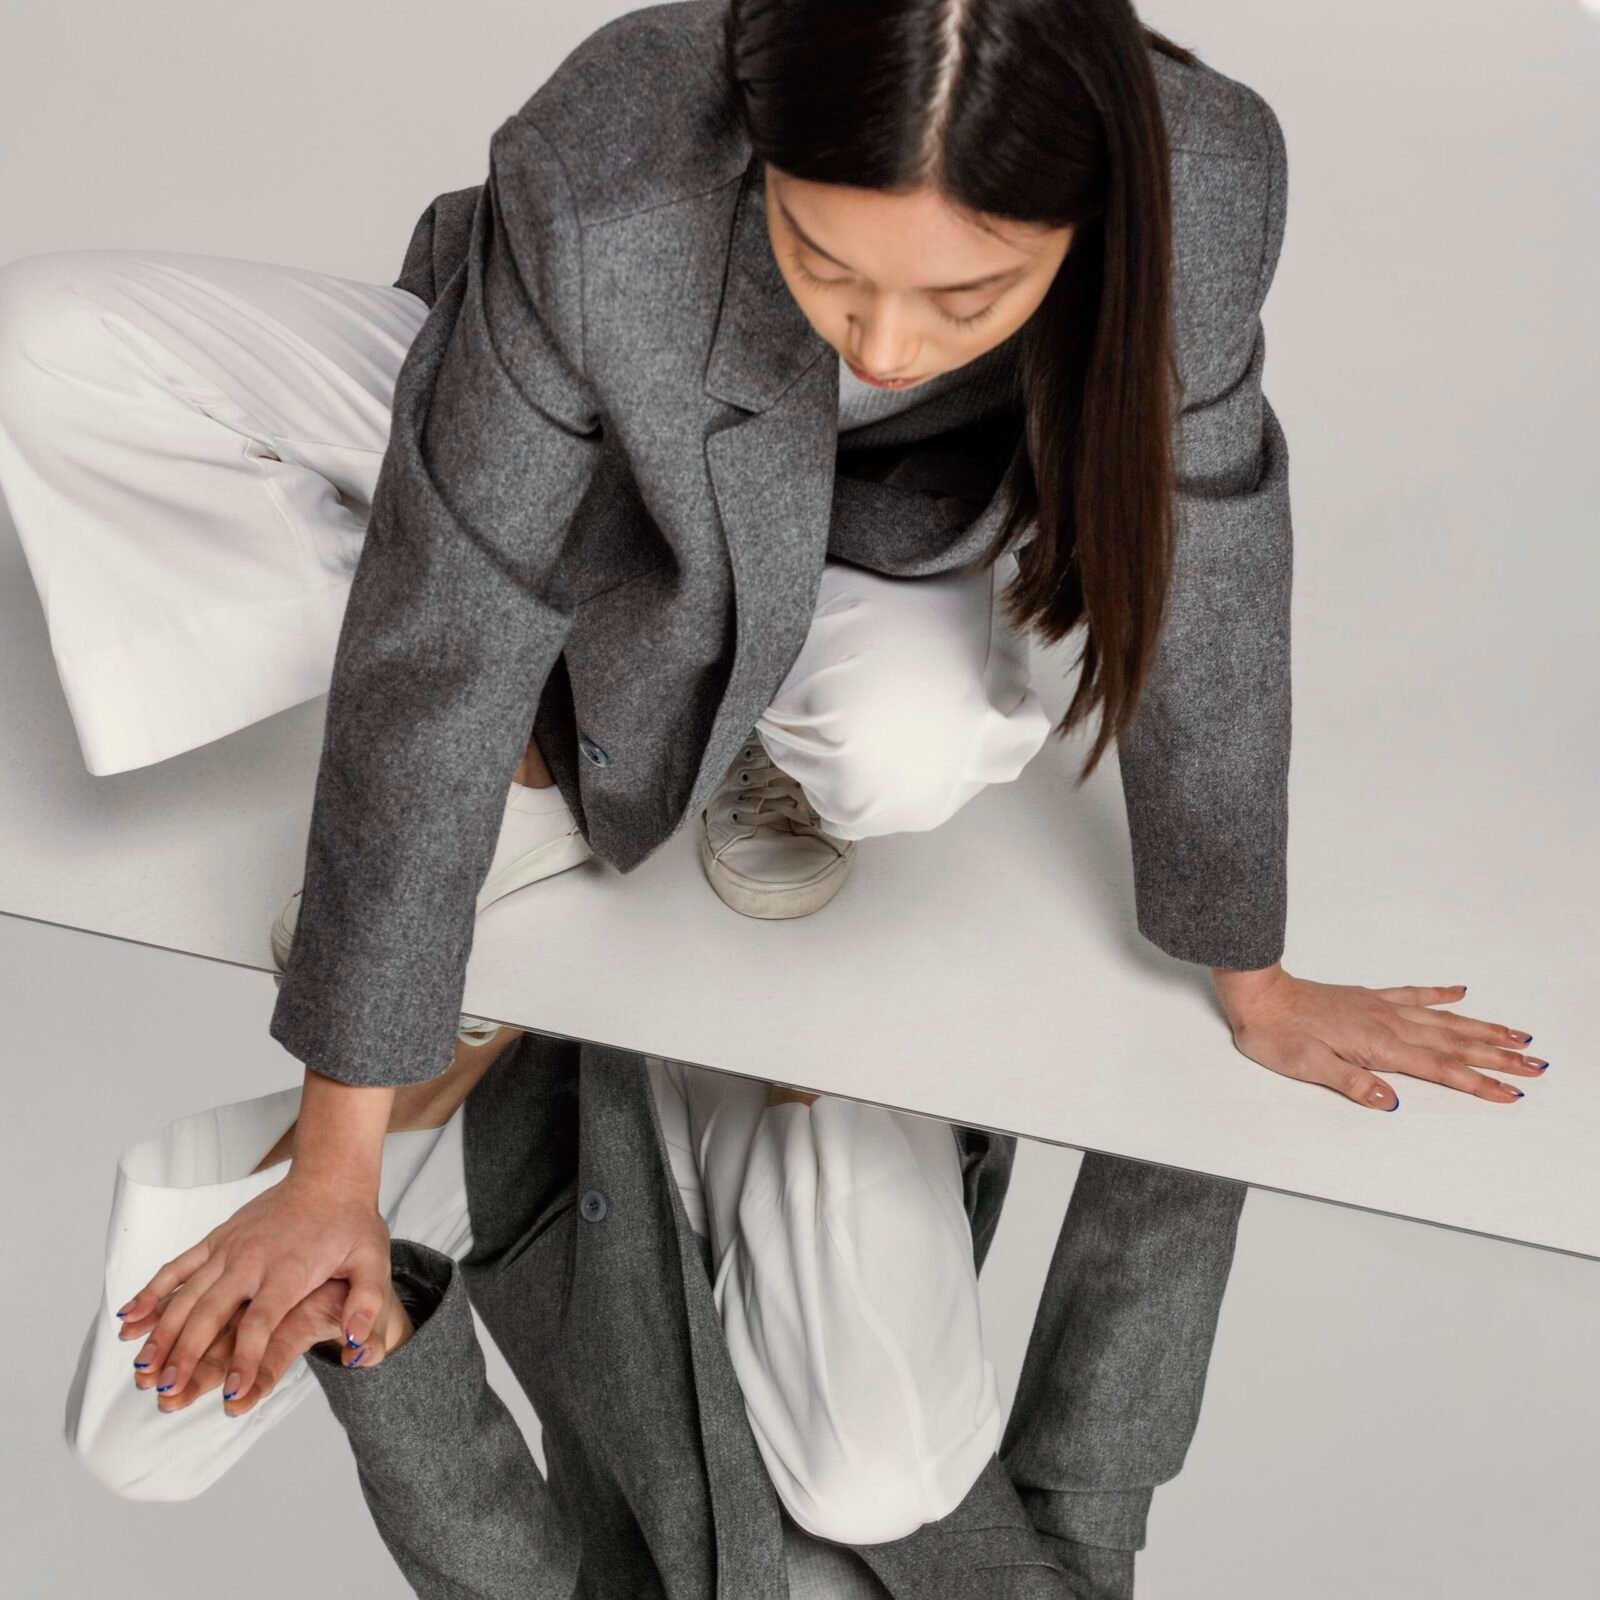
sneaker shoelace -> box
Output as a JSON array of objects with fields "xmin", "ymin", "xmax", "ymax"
[{"xmin": 727, "ymin": 740, "xmax": 833, "ymax": 841}]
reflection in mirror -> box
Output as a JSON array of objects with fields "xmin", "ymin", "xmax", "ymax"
[{"xmin": 67, "ymin": 1034, "xmax": 1249, "ymax": 1599}]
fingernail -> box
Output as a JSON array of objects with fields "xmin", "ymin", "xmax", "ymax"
[
  {"xmin": 157, "ymin": 1365, "xmax": 177, "ymax": 1391},
  {"xmin": 132, "ymin": 1361, "xmax": 149, "ymax": 1370},
  {"xmin": 1509, "ymin": 1031, "xmax": 1532, "ymax": 1044},
  {"xmin": 350, "ymin": 1348, "xmax": 366, "ymax": 1368},
  {"xmin": 224, "ymin": 1372, "xmax": 241, "ymax": 1399},
  {"xmin": 345, "ymin": 1332, "xmax": 363, "ymax": 1348},
  {"xmin": 1527, "ymin": 1058, "xmax": 1548, "ymax": 1070},
  {"xmin": 114, "ymin": 1309, "xmax": 129, "ymax": 1319},
  {"xmin": 1509, "ymin": 1088, "xmax": 1525, "ymax": 1099},
  {"xmin": 1367, "ymin": 1084, "xmax": 1394, "ymax": 1108}
]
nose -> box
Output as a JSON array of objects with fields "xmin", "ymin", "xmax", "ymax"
[{"xmin": 847, "ymin": 315, "xmax": 919, "ymax": 379}]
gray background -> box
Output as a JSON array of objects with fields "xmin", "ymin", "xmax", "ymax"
[{"xmin": 2, "ymin": 3, "xmax": 1596, "ymax": 1597}]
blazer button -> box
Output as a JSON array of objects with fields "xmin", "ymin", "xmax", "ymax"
[
  {"xmin": 579, "ymin": 1189, "xmax": 608, "ymax": 1222},
  {"xmin": 578, "ymin": 734, "xmax": 611, "ymax": 768}
]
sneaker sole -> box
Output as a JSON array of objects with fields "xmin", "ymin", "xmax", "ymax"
[{"xmin": 698, "ymin": 829, "xmax": 854, "ymax": 919}]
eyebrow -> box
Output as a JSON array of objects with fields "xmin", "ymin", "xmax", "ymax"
[{"xmin": 777, "ymin": 197, "xmax": 1026, "ymax": 293}]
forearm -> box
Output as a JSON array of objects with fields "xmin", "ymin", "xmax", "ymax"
[
  {"xmin": 287, "ymin": 1066, "xmax": 395, "ymax": 1194},
  {"xmin": 257, "ymin": 1031, "xmax": 521, "ymax": 1177}
]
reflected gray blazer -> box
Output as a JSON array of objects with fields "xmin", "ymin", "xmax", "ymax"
[
  {"xmin": 304, "ymin": 1032, "xmax": 1248, "ymax": 1600},
  {"xmin": 269, "ymin": 0, "xmax": 1293, "ymax": 1092}
]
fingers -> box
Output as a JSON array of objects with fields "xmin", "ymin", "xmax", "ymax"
[
  {"xmin": 1387, "ymin": 1012, "xmax": 1548, "ymax": 1076},
  {"xmin": 158, "ymin": 1334, "xmax": 237, "ymax": 1414},
  {"xmin": 338, "ymin": 1248, "xmax": 392, "ymax": 1351},
  {"xmin": 224, "ymin": 1312, "xmax": 388, "ymax": 1418},
  {"xmin": 1387, "ymin": 1005, "xmax": 1544, "ymax": 1070},
  {"xmin": 131, "ymin": 1257, "xmax": 230, "ymax": 1390},
  {"xmin": 222, "ymin": 1326, "xmax": 305, "ymax": 1416},
  {"xmin": 1285, "ymin": 1036, "xmax": 1401, "ymax": 1111},
  {"xmin": 221, "ymin": 1278, "xmax": 312, "ymax": 1404},
  {"xmin": 1361, "ymin": 1023, "xmax": 1525, "ymax": 1103},
  {"xmin": 1367, "ymin": 983, "xmax": 1470, "ymax": 1009},
  {"xmin": 114, "ymin": 1235, "xmax": 216, "ymax": 1323},
  {"xmin": 141, "ymin": 1261, "xmax": 274, "ymax": 1396}
]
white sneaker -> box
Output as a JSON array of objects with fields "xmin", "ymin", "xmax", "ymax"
[
  {"xmin": 271, "ymin": 778, "xmax": 592, "ymax": 1047},
  {"xmin": 474, "ymin": 777, "xmax": 593, "ymax": 915},
  {"xmin": 699, "ymin": 734, "xmax": 854, "ymax": 918}
]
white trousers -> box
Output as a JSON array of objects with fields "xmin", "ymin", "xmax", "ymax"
[
  {"xmin": 0, "ymin": 248, "xmax": 1052, "ymax": 837},
  {"xmin": 66, "ymin": 1062, "xmax": 999, "ymax": 1550}
]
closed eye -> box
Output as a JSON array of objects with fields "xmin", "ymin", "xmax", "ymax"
[{"xmin": 787, "ymin": 249, "xmax": 1000, "ymax": 330}]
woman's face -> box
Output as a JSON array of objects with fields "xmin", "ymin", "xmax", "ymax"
[{"xmin": 764, "ymin": 163, "xmax": 1072, "ymax": 391}]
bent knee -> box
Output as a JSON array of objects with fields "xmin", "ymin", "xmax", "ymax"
[
  {"xmin": 65, "ymin": 1414, "xmax": 198, "ymax": 1503},
  {"xmin": 799, "ymin": 673, "xmax": 994, "ymax": 838},
  {"xmin": 0, "ymin": 251, "xmax": 132, "ymax": 414},
  {"xmin": 793, "ymin": 1455, "xmax": 960, "ymax": 1546}
]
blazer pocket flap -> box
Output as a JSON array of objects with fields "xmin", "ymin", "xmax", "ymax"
[{"xmin": 493, "ymin": 1181, "xmax": 580, "ymax": 1275}]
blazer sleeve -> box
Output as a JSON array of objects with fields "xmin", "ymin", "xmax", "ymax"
[
  {"xmin": 306, "ymin": 1239, "xmax": 581, "ymax": 1600},
  {"xmin": 1115, "ymin": 90, "xmax": 1293, "ymax": 971},
  {"xmin": 269, "ymin": 112, "xmax": 604, "ymax": 1087}
]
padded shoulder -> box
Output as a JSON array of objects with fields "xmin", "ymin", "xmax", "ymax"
[
  {"xmin": 507, "ymin": 1, "xmax": 745, "ymax": 225},
  {"xmin": 1152, "ymin": 46, "xmax": 1281, "ymax": 165}
]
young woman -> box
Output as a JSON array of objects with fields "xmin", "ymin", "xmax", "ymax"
[{"xmin": 3, "ymin": 0, "xmax": 1542, "ymax": 1562}]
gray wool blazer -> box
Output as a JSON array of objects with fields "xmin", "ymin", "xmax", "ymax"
[
  {"xmin": 269, "ymin": 0, "xmax": 1293, "ymax": 1092},
  {"xmin": 302, "ymin": 1031, "xmax": 1249, "ymax": 1599}
]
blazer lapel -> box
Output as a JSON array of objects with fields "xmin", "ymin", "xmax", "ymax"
[
  {"xmin": 694, "ymin": 154, "xmax": 840, "ymax": 816},
  {"xmin": 603, "ymin": 1046, "xmax": 791, "ymax": 1598}
]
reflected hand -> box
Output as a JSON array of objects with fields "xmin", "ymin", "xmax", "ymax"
[
  {"xmin": 114, "ymin": 1173, "xmax": 393, "ymax": 1405},
  {"xmin": 118, "ymin": 1276, "xmax": 413, "ymax": 1414},
  {"xmin": 1213, "ymin": 967, "xmax": 1544, "ymax": 1111}
]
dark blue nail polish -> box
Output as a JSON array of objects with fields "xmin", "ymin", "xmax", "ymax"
[
  {"xmin": 156, "ymin": 1383, "xmax": 173, "ymax": 1393},
  {"xmin": 1384, "ymin": 1095, "xmax": 1399, "ymax": 1112},
  {"xmin": 115, "ymin": 1310, "xmax": 128, "ymax": 1319},
  {"xmin": 223, "ymin": 1388, "xmax": 238, "ymax": 1400},
  {"xmin": 350, "ymin": 1349, "xmax": 365, "ymax": 1368},
  {"xmin": 346, "ymin": 1333, "xmax": 362, "ymax": 1348},
  {"xmin": 133, "ymin": 1361, "xmax": 149, "ymax": 1369}
]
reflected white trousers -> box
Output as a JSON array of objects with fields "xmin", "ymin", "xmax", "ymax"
[
  {"xmin": 0, "ymin": 248, "xmax": 1052, "ymax": 838},
  {"xmin": 66, "ymin": 1063, "xmax": 999, "ymax": 1549}
]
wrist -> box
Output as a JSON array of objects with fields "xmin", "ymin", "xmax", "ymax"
[
  {"xmin": 287, "ymin": 1067, "xmax": 396, "ymax": 1194},
  {"xmin": 1210, "ymin": 961, "xmax": 1286, "ymax": 1028}
]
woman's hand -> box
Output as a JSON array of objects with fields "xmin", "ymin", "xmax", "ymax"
[
  {"xmin": 116, "ymin": 1171, "xmax": 394, "ymax": 1405},
  {"xmin": 118, "ymin": 1275, "xmax": 414, "ymax": 1416},
  {"xmin": 1212, "ymin": 965, "xmax": 1545, "ymax": 1110}
]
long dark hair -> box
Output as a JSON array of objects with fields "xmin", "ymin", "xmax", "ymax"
[{"xmin": 723, "ymin": 0, "xmax": 1201, "ymax": 782}]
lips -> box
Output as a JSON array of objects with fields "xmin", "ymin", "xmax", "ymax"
[{"xmin": 844, "ymin": 358, "xmax": 921, "ymax": 389}]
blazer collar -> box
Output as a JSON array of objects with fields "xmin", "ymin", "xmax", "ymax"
[{"xmin": 704, "ymin": 153, "xmax": 833, "ymax": 413}]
